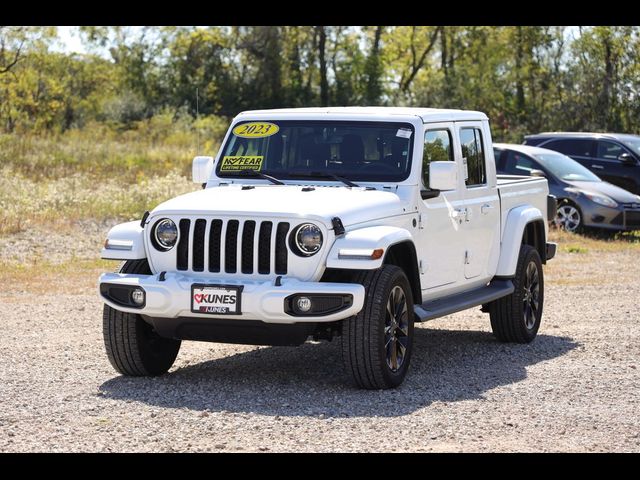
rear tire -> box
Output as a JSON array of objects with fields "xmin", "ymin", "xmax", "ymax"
[
  {"xmin": 489, "ymin": 245, "xmax": 544, "ymax": 343},
  {"xmin": 341, "ymin": 265, "xmax": 415, "ymax": 389},
  {"xmin": 103, "ymin": 259, "xmax": 181, "ymax": 376}
]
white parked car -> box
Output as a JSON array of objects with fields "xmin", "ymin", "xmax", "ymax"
[{"xmin": 99, "ymin": 107, "xmax": 557, "ymax": 389}]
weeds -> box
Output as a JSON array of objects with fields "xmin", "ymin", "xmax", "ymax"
[
  {"xmin": 0, "ymin": 167, "xmax": 198, "ymax": 235},
  {"xmin": 0, "ymin": 114, "xmax": 226, "ymax": 182}
]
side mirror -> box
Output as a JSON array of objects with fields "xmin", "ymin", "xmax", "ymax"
[
  {"xmin": 530, "ymin": 169, "xmax": 546, "ymax": 178},
  {"xmin": 429, "ymin": 161, "xmax": 458, "ymax": 191},
  {"xmin": 192, "ymin": 156, "xmax": 214, "ymax": 184},
  {"xmin": 619, "ymin": 152, "xmax": 638, "ymax": 166}
]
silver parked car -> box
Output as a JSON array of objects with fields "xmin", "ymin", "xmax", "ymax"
[{"xmin": 494, "ymin": 143, "xmax": 640, "ymax": 232}]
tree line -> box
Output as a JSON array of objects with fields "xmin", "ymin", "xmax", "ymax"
[{"xmin": 1, "ymin": 26, "xmax": 639, "ymax": 141}]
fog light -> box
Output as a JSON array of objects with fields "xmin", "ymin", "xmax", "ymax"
[
  {"xmin": 131, "ymin": 288, "xmax": 145, "ymax": 306},
  {"xmin": 296, "ymin": 296, "xmax": 312, "ymax": 313}
]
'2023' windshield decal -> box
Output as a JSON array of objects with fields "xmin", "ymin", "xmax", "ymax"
[
  {"xmin": 220, "ymin": 156, "xmax": 264, "ymax": 172},
  {"xmin": 232, "ymin": 122, "xmax": 279, "ymax": 138}
]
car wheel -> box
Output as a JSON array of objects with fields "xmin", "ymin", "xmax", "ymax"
[
  {"xmin": 555, "ymin": 201, "xmax": 582, "ymax": 233},
  {"xmin": 341, "ymin": 265, "xmax": 415, "ymax": 389},
  {"xmin": 103, "ymin": 259, "xmax": 181, "ymax": 376},
  {"xmin": 489, "ymin": 244, "xmax": 544, "ymax": 343}
]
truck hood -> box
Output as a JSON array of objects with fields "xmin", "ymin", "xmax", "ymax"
[{"xmin": 152, "ymin": 184, "xmax": 408, "ymax": 226}]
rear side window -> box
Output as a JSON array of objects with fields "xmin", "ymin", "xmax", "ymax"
[
  {"xmin": 596, "ymin": 141, "xmax": 625, "ymax": 160},
  {"xmin": 423, "ymin": 129, "xmax": 453, "ymax": 187},
  {"xmin": 460, "ymin": 127, "xmax": 486, "ymax": 186},
  {"xmin": 493, "ymin": 148, "xmax": 504, "ymax": 170},
  {"xmin": 543, "ymin": 139, "xmax": 594, "ymax": 157}
]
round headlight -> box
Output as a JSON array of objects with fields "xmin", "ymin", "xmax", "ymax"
[
  {"xmin": 292, "ymin": 223, "xmax": 323, "ymax": 256},
  {"xmin": 153, "ymin": 218, "xmax": 178, "ymax": 250}
]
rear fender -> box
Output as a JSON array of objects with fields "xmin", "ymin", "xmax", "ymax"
[{"xmin": 496, "ymin": 206, "xmax": 544, "ymax": 276}]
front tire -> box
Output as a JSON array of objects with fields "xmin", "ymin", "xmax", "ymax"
[
  {"xmin": 555, "ymin": 200, "xmax": 582, "ymax": 233},
  {"xmin": 489, "ymin": 244, "xmax": 544, "ymax": 343},
  {"xmin": 341, "ymin": 265, "xmax": 415, "ymax": 389},
  {"xmin": 103, "ymin": 259, "xmax": 181, "ymax": 376}
]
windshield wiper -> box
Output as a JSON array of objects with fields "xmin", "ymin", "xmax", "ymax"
[
  {"xmin": 289, "ymin": 171, "xmax": 359, "ymax": 188},
  {"xmin": 239, "ymin": 169, "xmax": 284, "ymax": 185}
]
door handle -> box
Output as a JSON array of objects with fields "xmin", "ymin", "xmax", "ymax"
[
  {"xmin": 481, "ymin": 204, "xmax": 494, "ymax": 215},
  {"xmin": 591, "ymin": 165, "xmax": 604, "ymax": 170},
  {"xmin": 451, "ymin": 208, "xmax": 466, "ymax": 224}
]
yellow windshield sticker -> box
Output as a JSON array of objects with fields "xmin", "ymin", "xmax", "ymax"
[
  {"xmin": 232, "ymin": 122, "xmax": 279, "ymax": 138},
  {"xmin": 220, "ymin": 156, "xmax": 264, "ymax": 172}
]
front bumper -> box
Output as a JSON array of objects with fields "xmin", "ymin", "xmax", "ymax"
[
  {"xmin": 98, "ymin": 272, "xmax": 365, "ymax": 324},
  {"xmin": 581, "ymin": 203, "xmax": 640, "ymax": 231}
]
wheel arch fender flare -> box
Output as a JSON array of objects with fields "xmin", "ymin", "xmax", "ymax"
[
  {"xmin": 496, "ymin": 206, "xmax": 546, "ymax": 277},
  {"xmin": 326, "ymin": 226, "xmax": 415, "ymax": 271},
  {"xmin": 101, "ymin": 221, "xmax": 147, "ymax": 260}
]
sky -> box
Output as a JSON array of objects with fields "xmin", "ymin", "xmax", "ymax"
[
  {"xmin": 54, "ymin": 26, "xmax": 582, "ymax": 55},
  {"xmin": 53, "ymin": 26, "xmax": 86, "ymax": 54}
]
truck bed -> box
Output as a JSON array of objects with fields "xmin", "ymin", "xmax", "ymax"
[{"xmin": 496, "ymin": 174, "xmax": 549, "ymax": 242}]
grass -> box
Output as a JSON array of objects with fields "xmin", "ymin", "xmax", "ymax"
[
  {"xmin": 548, "ymin": 227, "xmax": 640, "ymax": 253},
  {"xmin": 565, "ymin": 245, "xmax": 588, "ymax": 254},
  {"xmin": 0, "ymin": 118, "xmax": 220, "ymax": 235},
  {"xmin": 0, "ymin": 115, "xmax": 227, "ymax": 182},
  {"xmin": 0, "ymin": 258, "xmax": 117, "ymax": 297},
  {"xmin": 545, "ymin": 226, "xmax": 640, "ymax": 287},
  {"xmin": 0, "ymin": 167, "xmax": 199, "ymax": 235}
]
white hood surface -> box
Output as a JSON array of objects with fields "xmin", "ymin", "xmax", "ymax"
[{"xmin": 152, "ymin": 184, "xmax": 408, "ymax": 227}]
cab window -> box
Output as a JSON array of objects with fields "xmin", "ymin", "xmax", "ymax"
[
  {"xmin": 423, "ymin": 129, "xmax": 453, "ymax": 187},
  {"xmin": 460, "ymin": 127, "xmax": 486, "ymax": 186}
]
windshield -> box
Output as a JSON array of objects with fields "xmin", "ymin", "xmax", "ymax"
[
  {"xmin": 534, "ymin": 152, "xmax": 601, "ymax": 182},
  {"xmin": 622, "ymin": 138, "xmax": 640, "ymax": 156},
  {"xmin": 216, "ymin": 120, "xmax": 414, "ymax": 182}
]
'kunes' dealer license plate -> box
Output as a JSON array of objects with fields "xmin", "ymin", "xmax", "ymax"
[{"xmin": 191, "ymin": 284, "xmax": 242, "ymax": 315}]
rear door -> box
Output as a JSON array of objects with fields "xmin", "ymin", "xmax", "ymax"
[{"xmin": 456, "ymin": 121, "xmax": 500, "ymax": 281}]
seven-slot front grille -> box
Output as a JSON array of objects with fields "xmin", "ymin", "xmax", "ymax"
[{"xmin": 175, "ymin": 219, "xmax": 290, "ymax": 275}]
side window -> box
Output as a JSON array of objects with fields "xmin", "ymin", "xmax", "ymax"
[
  {"xmin": 502, "ymin": 151, "xmax": 538, "ymax": 175},
  {"xmin": 597, "ymin": 141, "xmax": 625, "ymax": 160},
  {"xmin": 423, "ymin": 129, "xmax": 453, "ymax": 187},
  {"xmin": 544, "ymin": 139, "xmax": 594, "ymax": 157},
  {"xmin": 493, "ymin": 148, "xmax": 504, "ymax": 170},
  {"xmin": 460, "ymin": 127, "xmax": 486, "ymax": 186}
]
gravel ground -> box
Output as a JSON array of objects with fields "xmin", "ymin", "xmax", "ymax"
[{"xmin": 1, "ymin": 224, "xmax": 639, "ymax": 452}]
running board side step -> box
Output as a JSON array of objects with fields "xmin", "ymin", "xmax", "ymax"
[{"xmin": 414, "ymin": 279, "xmax": 514, "ymax": 322}]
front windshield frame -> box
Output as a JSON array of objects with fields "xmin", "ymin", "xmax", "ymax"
[
  {"xmin": 215, "ymin": 120, "xmax": 415, "ymax": 183},
  {"xmin": 533, "ymin": 152, "xmax": 601, "ymax": 182}
]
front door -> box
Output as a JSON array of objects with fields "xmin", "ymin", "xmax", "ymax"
[
  {"xmin": 418, "ymin": 123, "xmax": 466, "ymax": 290},
  {"xmin": 594, "ymin": 140, "xmax": 640, "ymax": 194},
  {"xmin": 456, "ymin": 122, "xmax": 500, "ymax": 281}
]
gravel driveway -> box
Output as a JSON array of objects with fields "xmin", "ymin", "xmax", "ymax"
[{"xmin": 1, "ymin": 226, "xmax": 639, "ymax": 452}]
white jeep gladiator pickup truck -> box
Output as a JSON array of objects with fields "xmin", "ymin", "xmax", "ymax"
[{"xmin": 99, "ymin": 107, "xmax": 557, "ymax": 389}]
